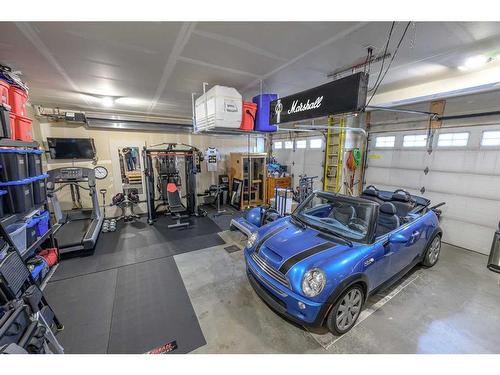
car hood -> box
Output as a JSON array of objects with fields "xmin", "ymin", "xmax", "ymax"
[{"xmin": 254, "ymin": 217, "xmax": 351, "ymax": 274}]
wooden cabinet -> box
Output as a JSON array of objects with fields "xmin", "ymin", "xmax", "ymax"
[
  {"xmin": 229, "ymin": 153, "xmax": 267, "ymax": 209},
  {"xmin": 266, "ymin": 176, "xmax": 292, "ymax": 204}
]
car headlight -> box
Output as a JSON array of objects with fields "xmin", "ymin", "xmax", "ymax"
[
  {"xmin": 302, "ymin": 268, "xmax": 326, "ymax": 297},
  {"xmin": 247, "ymin": 232, "xmax": 258, "ymax": 248}
]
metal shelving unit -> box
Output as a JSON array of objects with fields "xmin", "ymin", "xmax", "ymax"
[{"xmin": 0, "ymin": 139, "xmax": 58, "ymax": 289}]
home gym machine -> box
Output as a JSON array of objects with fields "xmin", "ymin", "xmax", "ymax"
[
  {"xmin": 143, "ymin": 143, "xmax": 205, "ymax": 226},
  {"xmin": 46, "ymin": 167, "xmax": 104, "ymax": 255}
]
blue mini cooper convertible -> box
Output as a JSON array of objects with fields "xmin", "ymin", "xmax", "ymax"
[{"xmin": 244, "ymin": 187, "xmax": 444, "ymax": 334}]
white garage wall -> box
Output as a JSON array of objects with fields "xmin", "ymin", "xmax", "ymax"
[{"xmin": 366, "ymin": 90, "xmax": 500, "ymax": 254}]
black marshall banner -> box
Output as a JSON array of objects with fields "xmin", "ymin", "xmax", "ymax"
[{"xmin": 269, "ymin": 72, "xmax": 368, "ymax": 124}]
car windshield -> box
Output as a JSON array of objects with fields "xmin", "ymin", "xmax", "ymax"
[{"xmin": 293, "ymin": 192, "xmax": 375, "ymax": 242}]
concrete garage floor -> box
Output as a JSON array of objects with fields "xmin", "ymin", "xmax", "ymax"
[{"xmin": 175, "ymin": 232, "xmax": 500, "ymax": 354}]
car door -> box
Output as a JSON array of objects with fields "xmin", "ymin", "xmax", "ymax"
[
  {"xmin": 362, "ymin": 241, "xmax": 392, "ymax": 290},
  {"xmin": 385, "ymin": 219, "xmax": 425, "ymax": 277}
]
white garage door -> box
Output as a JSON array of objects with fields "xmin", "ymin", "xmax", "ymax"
[
  {"xmin": 273, "ymin": 137, "xmax": 324, "ymax": 191},
  {"xmin": 366, "ymin": 125, "xmax": 500, "ymax": 254}
]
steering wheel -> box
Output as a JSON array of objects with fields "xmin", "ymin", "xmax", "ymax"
[{"xmin": 348, "ymin": 217, "xmax": 368, "ymax": 232}]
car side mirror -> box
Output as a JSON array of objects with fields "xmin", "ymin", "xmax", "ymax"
[{"xmin": 388, "ymin": 232, "xmax": 409, "ymax": 244}]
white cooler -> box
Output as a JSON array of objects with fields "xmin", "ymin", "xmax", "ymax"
[{"xmin": 195, "ymin": 85, "xmax": 242, "ymax": 131}]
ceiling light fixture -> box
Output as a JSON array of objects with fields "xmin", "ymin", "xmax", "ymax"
[
  {"xmin": 101, "ymin": 97, "xmax": 114, "ymax": 108},
  {"xmin": 458, "ymin": 55, "xmax": 490, "ymax": 71}
]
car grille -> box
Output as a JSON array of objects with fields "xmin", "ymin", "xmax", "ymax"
[{"xmin": 251, "ymin": 252, "xmax": 290, "ymax": 288}]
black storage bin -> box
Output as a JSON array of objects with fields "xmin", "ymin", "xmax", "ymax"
[
  {"xmin": 0, "ymin": 189, "xmax": 7, "ymax": 218},
  {"xmin": 0, "ymin": 178, "xmax": 34, "ymax": 214},
  {"xmin": 25, "ymin": 218, "xmax": 38, "ymax": 249},
  {"xmin": 0, "ymin": 149, "xmax": 28, "ymax": 182},
  {"xmin": 27, "ymin": 150, "xmax": 43, "ymax": 177},
  {"xmin": 0, "ymin": 104, "xmax": 11, "ymax": 139},
  {"xmin": 32, "ymin": 174, "xmax": 48, "ymax": 205}
]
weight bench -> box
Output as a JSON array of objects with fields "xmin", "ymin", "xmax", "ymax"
[{"xmin": 166, "ymin": 183, "xmax": 190, "ymax": 229}]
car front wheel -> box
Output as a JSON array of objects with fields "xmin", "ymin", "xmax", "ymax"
[
  {"xmin": 422, "ymin": 235, "xmax": 441, "ymax": 267},
  {"xmin": 326, "ymin": 285, "xmax": 364, "ymax": 335}
]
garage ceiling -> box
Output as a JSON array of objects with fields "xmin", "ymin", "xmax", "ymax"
[{"xmin": 2, "ymin": 21, "xmax": 500, "ymax": 119}]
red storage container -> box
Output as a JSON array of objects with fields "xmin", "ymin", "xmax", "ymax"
[
  {"xmin": 240, "ymin": 101, "xmax": 257, "ymax": 131},
  {"xmin": 9, "ymin": 86, "xmax": 28, "ymax": 117},
  {"xmin": 15, "ymin": 115, "xmax": 32, "ymax": 141},
  {"xmin": 0, "ymin": 79, "xmax": 9, "ymax": 106},
  {"xmin": 9, "ymin": 112, "xmax": 16, "ymax": 140}
]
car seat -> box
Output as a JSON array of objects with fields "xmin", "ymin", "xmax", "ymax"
[
  {"xmin": 376, "ymin": 202, "xmax": 400, "ymax": 237},
  {"xmin": 360, "ymin": 185, "xmax": 384, "ymax": 204},
  {"xmin": 331, "ymin": 205, "xmax": 356, "ymax": 226},
  {"xmin": 390, "ymin": 192, "xmax": 414, "ymax": 217}
]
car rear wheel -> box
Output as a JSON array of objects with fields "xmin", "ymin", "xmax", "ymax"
[
  {"xmin": 326, "ymin": 285, "xmax": 364, "ymax": 335},
  {"xmin": 422, "ymin": 235, "xmax": 441, "ymax": 267}
]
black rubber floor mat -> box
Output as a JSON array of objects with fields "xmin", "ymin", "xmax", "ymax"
[
  {"xmin": 51, "ymin": 215, "xmax": 224, "ymax": 281},
  {"xmin": 225, "ymin": 245, "xmax": 241, "ymax": 253},
  {"xmin": 43, "ymin": 268, "xmax": 118, "ymax": 353},
  {"xmin": 107, "ymin": 257, "xmax": 206, "ymax": 354}
]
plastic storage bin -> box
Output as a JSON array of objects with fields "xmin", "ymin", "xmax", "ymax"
[
  {"xmin": 0, "ymin": 148, "xmax": 29, "ymax": 182},
  {"xmin": 0, "ymin": 189, "xmax": 7, "ymax": 217},
  {"xmin": 35, "ymin": 210, "xmax": 50, "ymax": 237},
  {"xmin": 252, "ymin": 94, "xmax": 278, "ymax": 132},
  {"xmin": 14, "ymin": 115, "xmax": 32, "ymax": 142},
  {"xmin": 7, "ymin": 222, "xmax": 27, "ymax": 254},
  {"xmin": 195, "ymin": 85, "xmax": 243, "ymax": 131},
  {"xmin": 240, "ymin": 102, "xmax": 257, "ymax": 131},
  {"xmin": 32, "ymin": 174, "xmax": 48, "ymax": 204},
  {"xmin": 8, "ymin": 86, "xmax": 28, "ymax": 117},
  {"xmin": 0, "ymin": 178, "xmax": 34, "ymax": 213},
  {"xmin": 27, "ymin": 150, "xmax": 43, "ymax": 177},
  {"xmin": 25, "ymin": 216, "xmax": 40, "ymax": 249},
  {"xmin": 0, "ymin": 103, "xmax": 11, "ymax": 139}
]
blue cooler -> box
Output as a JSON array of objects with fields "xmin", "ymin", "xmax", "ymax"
[
  {"xmin": 35, "ymin": 210, "xmax": 50, "ymax": 237},
  {"xmin": 252, "ymin": 94, "xmax": 278, "ymax": 132}
]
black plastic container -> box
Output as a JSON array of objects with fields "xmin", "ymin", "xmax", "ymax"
[
  {"xmin": 0, "ymin": 104, "xmax": 11, "ymax": 139},
  {"xmin": 0, "ymin": 189, "xmax": 7, "ymax": 218},
  {"xmin": 0, "ymin": 149, "xmax": 28, "ymax": 182},
  {"xmin": 0, "ymin": 178, "xmax": 34, "ymax": 214},
  {"xmin": 32, "ymin": 174, "xmax": 48, "ymax": 205},
  {"xmin": 27, "ymin": 150, "xmax": 43, "ymax": 177},
  {"xmin": 25, "ymin": 217, "xmax": 39, "ymax": 249}
]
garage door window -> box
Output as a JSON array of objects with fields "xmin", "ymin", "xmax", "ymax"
[
  {"xmin": 375, "ymin": 136, "xmax": 395, "ymax": 148},
  {"xmin": 296, "ymin": 140, "xmax": 307, "ymax": 149},
  {"xmin": 284, "ymin": 141, "xmax": 294, "ymax": 149},
  {"xmin": 274, "ymin": 141, "xmax": 282, "ymax": 149},
  {"xmin": 437, "ymin": 132, "xmax": 469, "ymax": 147},
  {"xmin": 310, "ymin": 138, "xmax": 323, "ymax": 149},
  {"xmin": 481, "ymin": 131, "xmax": 500, "ymax": 146},
  {"xmin": 403, "ymin": 134, "xmax": 427, "ymax": 147}
]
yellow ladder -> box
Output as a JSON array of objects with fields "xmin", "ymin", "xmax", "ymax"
[{"xmin": 323, "ymin": 115, "xmax": 346, "ymax": 193}]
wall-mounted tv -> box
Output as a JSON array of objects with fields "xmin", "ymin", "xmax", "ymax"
[{"xmin": 47, "ymin": 137, "xmax": 96, "ymax": 160}]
